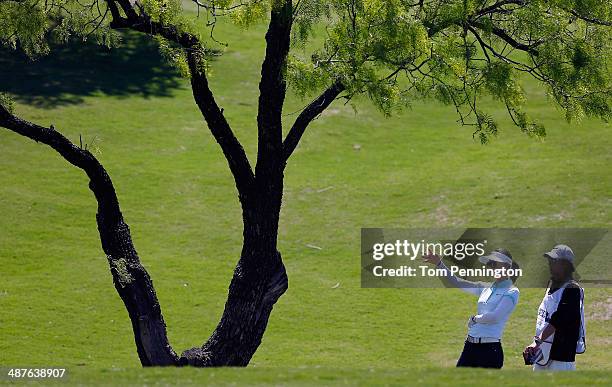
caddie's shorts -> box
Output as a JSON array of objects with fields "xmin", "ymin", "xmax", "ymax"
[{"xmin": 533, "ymin": 360, "xmax": 576, "ymax": 371}]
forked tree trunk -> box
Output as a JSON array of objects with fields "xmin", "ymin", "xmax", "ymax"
[
  {"xmin": 0, "ymin": 104, "xmax": 288, "ymax": 367},
  {"xmin": 95, "ymin": 160, "xmax": 289, "ymax": 367},
  {"xmin": 3, "ymin": 0, "xmax": 299, "ymax": 368},
  {"xmin": 103, "ymin": 190, "xmax": 288, "ymax": 367},
  {"xmin": 181, "ymin": 169, "xmax": 288, "ymax": 366},
  {"xmin": 180, "ymin": 245, "xmax": 288, "ymax": 366}
]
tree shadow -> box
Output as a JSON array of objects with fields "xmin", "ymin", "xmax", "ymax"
[{"xmin": 0, "ymin": 32, "xmax": 185, "ymax": 108}]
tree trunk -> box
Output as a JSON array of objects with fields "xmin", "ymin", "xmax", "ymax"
[
  {"xmin": 1, "ymin": 106, "xmax": 289, "ymax": 367},
  {"xmin": 84, "ymin": 159, "xmax": 181, "ymax": 367},
  {"xmin": 97, "ymin": 207, "xmax": 180, "ymax": 367},
  {"xmin": 0, "ymin": 105, "xmax": 180, "ymax": 366},
  {"xmin": 95, "ymin": 161, "xmax": 290, "ymax": 368},
  {"xmin": 101, "ymin": 0, "xmax": 292, "ymax": 366},
  {"xmin": 180, "ymin": 171, "xmax": 288, "ymax": 366},
  {"xmin": 3, "ymin": 0, "xmax": 293, "ymax": 365}
]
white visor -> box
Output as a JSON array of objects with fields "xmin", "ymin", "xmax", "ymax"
[{"xmin": 479, "ymin": 251, "xmax": 512, "ymax": 265}]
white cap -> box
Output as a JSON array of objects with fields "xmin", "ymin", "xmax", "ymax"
[
  {"xmin": 543, "ymin": 244, "xmax": 575, "ymax": 264},
  {"xmin": 479, "ymin": 250, "xmax": 512, "ymax": 265}
]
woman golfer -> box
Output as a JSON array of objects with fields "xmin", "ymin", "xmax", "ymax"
[{"xmin": 423, "ymin": 248, "xmax": 520, "ymax": 369}]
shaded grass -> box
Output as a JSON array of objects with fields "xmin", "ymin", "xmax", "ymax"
[{"xmin": 0, "ymin": 34, "xmax": 183, "ymax": 108}]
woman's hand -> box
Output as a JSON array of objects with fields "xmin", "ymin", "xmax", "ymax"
[{"xmin": 422, "ymin": 249, "xmax": 442, "ymax": 265}]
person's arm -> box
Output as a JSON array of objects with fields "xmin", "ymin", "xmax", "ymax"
[
  {"xmin": 435, "ymin": 260, "xmax": 485, "ymax": 296},
  {"xmin": 537, "ymin": 323, "xmax": 556, "ymax": 342},
  {"xmin": 471, "ymin": 293, "xmax": 517, "ymax": 324},
  {"xmin": 526, "ymin": 286, "xmax": 580, "ymax": 355}
]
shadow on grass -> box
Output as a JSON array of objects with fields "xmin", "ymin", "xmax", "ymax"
[{"xmin": 0, "ymin": 32, "xmax": 185, "ymax": 108}]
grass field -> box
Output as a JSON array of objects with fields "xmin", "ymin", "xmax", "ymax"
[{"xmin": 0, "ymin": 5, "xmax": 610, "ymax": 385}]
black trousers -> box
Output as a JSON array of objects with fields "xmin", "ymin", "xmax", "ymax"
[{"xmin": 456, "ymin": 341, "xmax": 504, "ymax": 369}]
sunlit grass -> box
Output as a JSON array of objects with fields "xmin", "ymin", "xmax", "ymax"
[{"xmin": 0, "ymin": 9, "xmax": 610, "ymax": 385}]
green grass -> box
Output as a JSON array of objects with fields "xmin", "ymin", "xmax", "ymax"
[
  {"xmin": 0, "ymin": 7, "xmax": 611, "ymax": 386},
  {"xmin": 3, "ymin": 367, "xmax": 612, "ymax": 386}
]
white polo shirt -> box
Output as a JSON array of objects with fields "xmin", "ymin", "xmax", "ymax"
[{"xmin": 437, "ymin": 261, "xmax": 519, "ymax": 340}]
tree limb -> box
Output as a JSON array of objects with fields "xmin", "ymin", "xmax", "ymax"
[
  {"xmin": 0, "ymin": 104, "xmax": 120, "ymax": 216},
  {"xmin": 568, "ymin": 9, "xmax": 612, "ymax": 26},
  {"xmin": 475, "ymin": 0, "xmax": 526, "ymax": 18},
  {"xmin": 104, "ymin": 0, "xmax": 255, "ymax": 195},
  {"xmin": 0, "ymin": 103, "xmax": 179, "ymax": 366},
  {"xmin": 282, "ymin": 81, "xmax": 345, "ymax": 162},
  {"xmin": 255, "ymin": 0, "xmax": 293, "ymax": 175},
  {"xmin": 187, "ymin": 52, "xmax": 255, "ymax": 195},
  {"xmin": 469, "ymin": 20, "xmax": 540, "ymax": 55}
]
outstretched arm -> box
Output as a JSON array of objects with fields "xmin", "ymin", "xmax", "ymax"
[
  {"xmin": 423, "ymin": 252, "xmax": 485, "ymax": 296},
  {"xmin": 436, "ymin": 260, "xmax": 486, "ymax": 296}
]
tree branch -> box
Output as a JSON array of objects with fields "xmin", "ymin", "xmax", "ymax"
[
  {"xmin": 568, "ymin": 9, "xmax": 612, "ymax": 26},
  {"xmin": 105, "ymin": 0, "xmax": 199, "ymax": 48},
  {"xmin": 0, "ymin": 104, "xmax": 120, "ymax": 217},
  {"xmin": 105, "ymin": 0, "xmax": 122, "ymax": 22},
  {"xmin": 282, "ymin": 81, "xmax": 344, "ymax": 162},
  {"xmin": 114, "ymin": 0, "xmax": 139, "ymax": 20},
  {"xmin": 466, "ymin": 24, "xmax": 491, "ymax": 62},
  {"xmin": 0, "ymin": 103, "xmax": 179, "ymax": 366},
  {"xmin": 187, "ymin": 52, "xmax": 255, "ymax": 195},
  {"xmin": 104, "ymin": 0, "xmax": 255, "ymax": 196},
  {"xmin": 475, "ymin": 0, "xmax": 526, "ymax": 18},
  {"xmin": 256, "ymin": 0, "xmax": 293, "ymax": 174},
  {"xmin": 469, "ymin": 20, "xmax": 540, "ymax": 55}
]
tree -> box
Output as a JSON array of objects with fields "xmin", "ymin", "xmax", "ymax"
[{"xmin": 0, "ymin": 0, "xmax": 610, "ymax": 367}]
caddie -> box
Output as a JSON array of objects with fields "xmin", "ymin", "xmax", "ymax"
[{"xmin": 523, "ymin": 244, "xmax": 586, "ymax": 371}]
